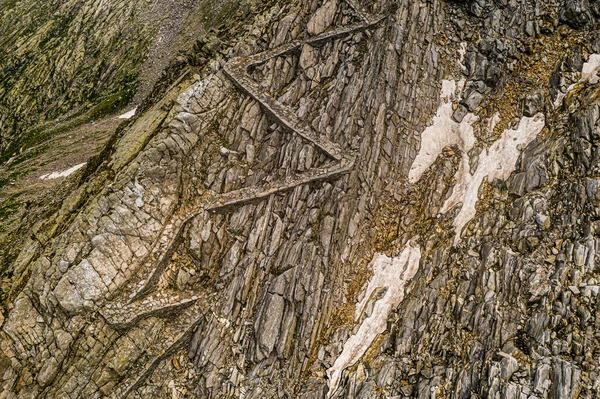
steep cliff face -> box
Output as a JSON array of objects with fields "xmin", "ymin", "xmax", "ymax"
[{"xmin": 1, "ymin": 0, "xmax": 600, "ymax": 398}]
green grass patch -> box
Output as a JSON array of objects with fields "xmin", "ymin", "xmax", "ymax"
[
  {"xmin": 0, "ymin": 195, "xmax": 22, "ymax": 227},
  {"xmin": 1, "ymin": 88, "xmax": 133, "ymax": 164}
]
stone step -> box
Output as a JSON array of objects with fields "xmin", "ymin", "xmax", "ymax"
[
  {"xmin": 223, "ymin": 65, "xmax": 345, "ymax": 160},
  {"xmin": 101, "ymin": 292, "xmax": 201, "ymax": 331},
  {"xmin": 223, "ymin": 16, "xmax": 383, "ymax": 161},
  {"xmin": 127, "ymin": 157, "xmax": 355, "ymax": 301},
  {"xmin": 112, "ymin": 12, "xmax": 380, "ymax": 311},
  {"xmin": 343, "ymin": 0, "xmax": 370, "ymax": 22},
  {"xmin": 205, "ymin": 155, "xmax": 355, "ymax": 211}
]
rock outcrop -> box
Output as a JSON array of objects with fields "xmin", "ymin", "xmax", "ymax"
[{"xmin": 2, "ymin": 0, "xmax": 600, "ymax": 398}]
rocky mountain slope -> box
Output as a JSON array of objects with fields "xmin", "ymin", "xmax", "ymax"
[
  {"xmin": 2, "ymin": 0, "xmax": 600, "ymax": 398},
  {"xmin": 0, "ymin": 0, "xmax": 262, "ymax": 272}
]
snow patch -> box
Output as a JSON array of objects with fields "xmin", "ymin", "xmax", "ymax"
[
  {"xmin": 118, "ymin": 107, "xmax": 137, "ymax": 119},
  {"xmin": 40, "ymin": 163, "xmax": 87, "ymax": 180},
  {"xmin": 487, "ymin": 112, "xmax": 501, "ymax": 133},
  {"xmin": 327, "ymin": 239, "xmax": 421, "ymax": 397},
  {"xmin": 441, "ymin": 114, "xmax": 545, "ymax": 243},
  {"xmin": 409, "ymin": 72, "xmax": 545, "ymax": 243},
  {"xmin": 408, "ymin": 78, "xmax": 478, "ymax": 184},
  {"xmin": 213, "ymin": 312, "xmax": 232, "ymax": 328}
]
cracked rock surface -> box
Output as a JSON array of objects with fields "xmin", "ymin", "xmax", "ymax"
[{"xmin": 2, "ymin": 0, "xmax": 600, "ymax": 398}]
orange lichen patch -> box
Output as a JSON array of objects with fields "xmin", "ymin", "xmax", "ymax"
[
  {"xmin": 326, "ymin": 252, "xmax": 375, "ymax": 335},
  {"xmin": 304, "ymin": 188, "xmax": 414, "ymax": 388},
  {"xmin": 300, "ymin": 246, "xmax": 374, "ymax": 387},
  {"xmin": 372, "ymin": 191, "xmax": 405, "ymax": 253},
  {"xmin": 434, "ymin": 31, "xmax": 449, "ymax": 47},
  {"xmin": 361, "ymin": 333, "xmax": 387, "ymax": 363},
  {"xmin": 474, "ymin": 178, "xmax": 496, "ymax": 213},
  {"xmin": 477, "ymin": 29, "xmax": 586, "ymax": 141}
]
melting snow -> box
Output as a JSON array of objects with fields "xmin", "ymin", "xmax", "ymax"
[
  {"xmin": 553, "ymin": 83, "xmax": 578, "ymax": 109},
  {"xmin": 327, "ymin": 239, "xmax": 421, "ymax": 397},
  {"xmin": 118, "ymin": 107, "xmax": 137, "ymax": 119},
  {"xmin": 409, "ymin": 65, "xmax": 545, "ymax": 243},
  {"xmin": 408, "ymin": 78, "xmax": 478, "ymax": 184},
  {"xmin": 441, "ymin": 114, "xmax": 545, "ymax": 243},
  {"xmin": 212, "ymin": 311, "xmax": 232, "ymax": 329},
  {"xmin": 487, "ymin": 112, "xmax": 501, "ymax": 133},
  {"xmin": 39, "ymin": 163, "xmax": 86, "ymax": 180},
  {"xmin": 328, "ymin": 43, "xmax": 545, "ymax": 394}
]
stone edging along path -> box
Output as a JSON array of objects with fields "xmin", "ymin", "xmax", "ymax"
[{"xmin": 102, "ymin": 4, "xmax": 384, "ymax": 396}]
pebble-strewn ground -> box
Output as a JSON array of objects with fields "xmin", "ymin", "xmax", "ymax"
[{"xmin": 2, "ymin": 0, "xmax": 600, "ymax": 398}]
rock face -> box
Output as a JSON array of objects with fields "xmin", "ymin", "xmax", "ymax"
[{"xmin": 1, "ymin": 0, "xmax": 600, "ymax": 398}]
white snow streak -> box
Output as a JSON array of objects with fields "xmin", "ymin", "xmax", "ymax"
[
  {"xmin": 408, "ymin": 77, "xmax": 545, "ymax": 243},
  {"xmin": 327, "ymin": 43, "xmax": 546, "ymax": 395},
  {"xmin": 441, "ymin": 114, "xmax": 545, "ymax": 243},
  {"xmin": 39, "ymin": 163, "xmax": 87, "ymax": 180},
  {"xmin": 553, "ymin": 83, "xmax": 578, "ymax": 109},
  {"xmin": 458, "ymin": 42, "xmax": 468, "ymax": 72},
  {"xmin": 408, "ymin": 78, "xmax": 478, "ymax": 184},
  {"xmin": 326, "ymin": 240, "xmax": 421, "ymax": 397},
  {"xmin": 118, "ymin": 107, "xmax": 137, "ymax": 119}
]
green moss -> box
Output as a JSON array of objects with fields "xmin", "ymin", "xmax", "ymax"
[
  {"xmin": 0, "ymin": 0, "xmax": 155, "ymax": 158},
  {"xmin": 1, "ymin": 88, "xmax": 133, "ymax": 163},
  {"xmin": 0, "ymin": 170, "xmax": 22, "ymax": 191},
  {"xmin": 38, "ymin": 14, "xmax": 75, "ymax": 49},
  {"xmin": 0, "ymin": 196, "xmax": 22, "ymax": 229}
]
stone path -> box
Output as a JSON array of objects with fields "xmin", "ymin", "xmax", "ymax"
[{"xmin": 101, "ymin": 4, "xmax": 383, "ymax": 396}]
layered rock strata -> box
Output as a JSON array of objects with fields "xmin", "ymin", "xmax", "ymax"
[{"xmin": 2, "ymin": 0, "xmax": 600, "ymax": 398}]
